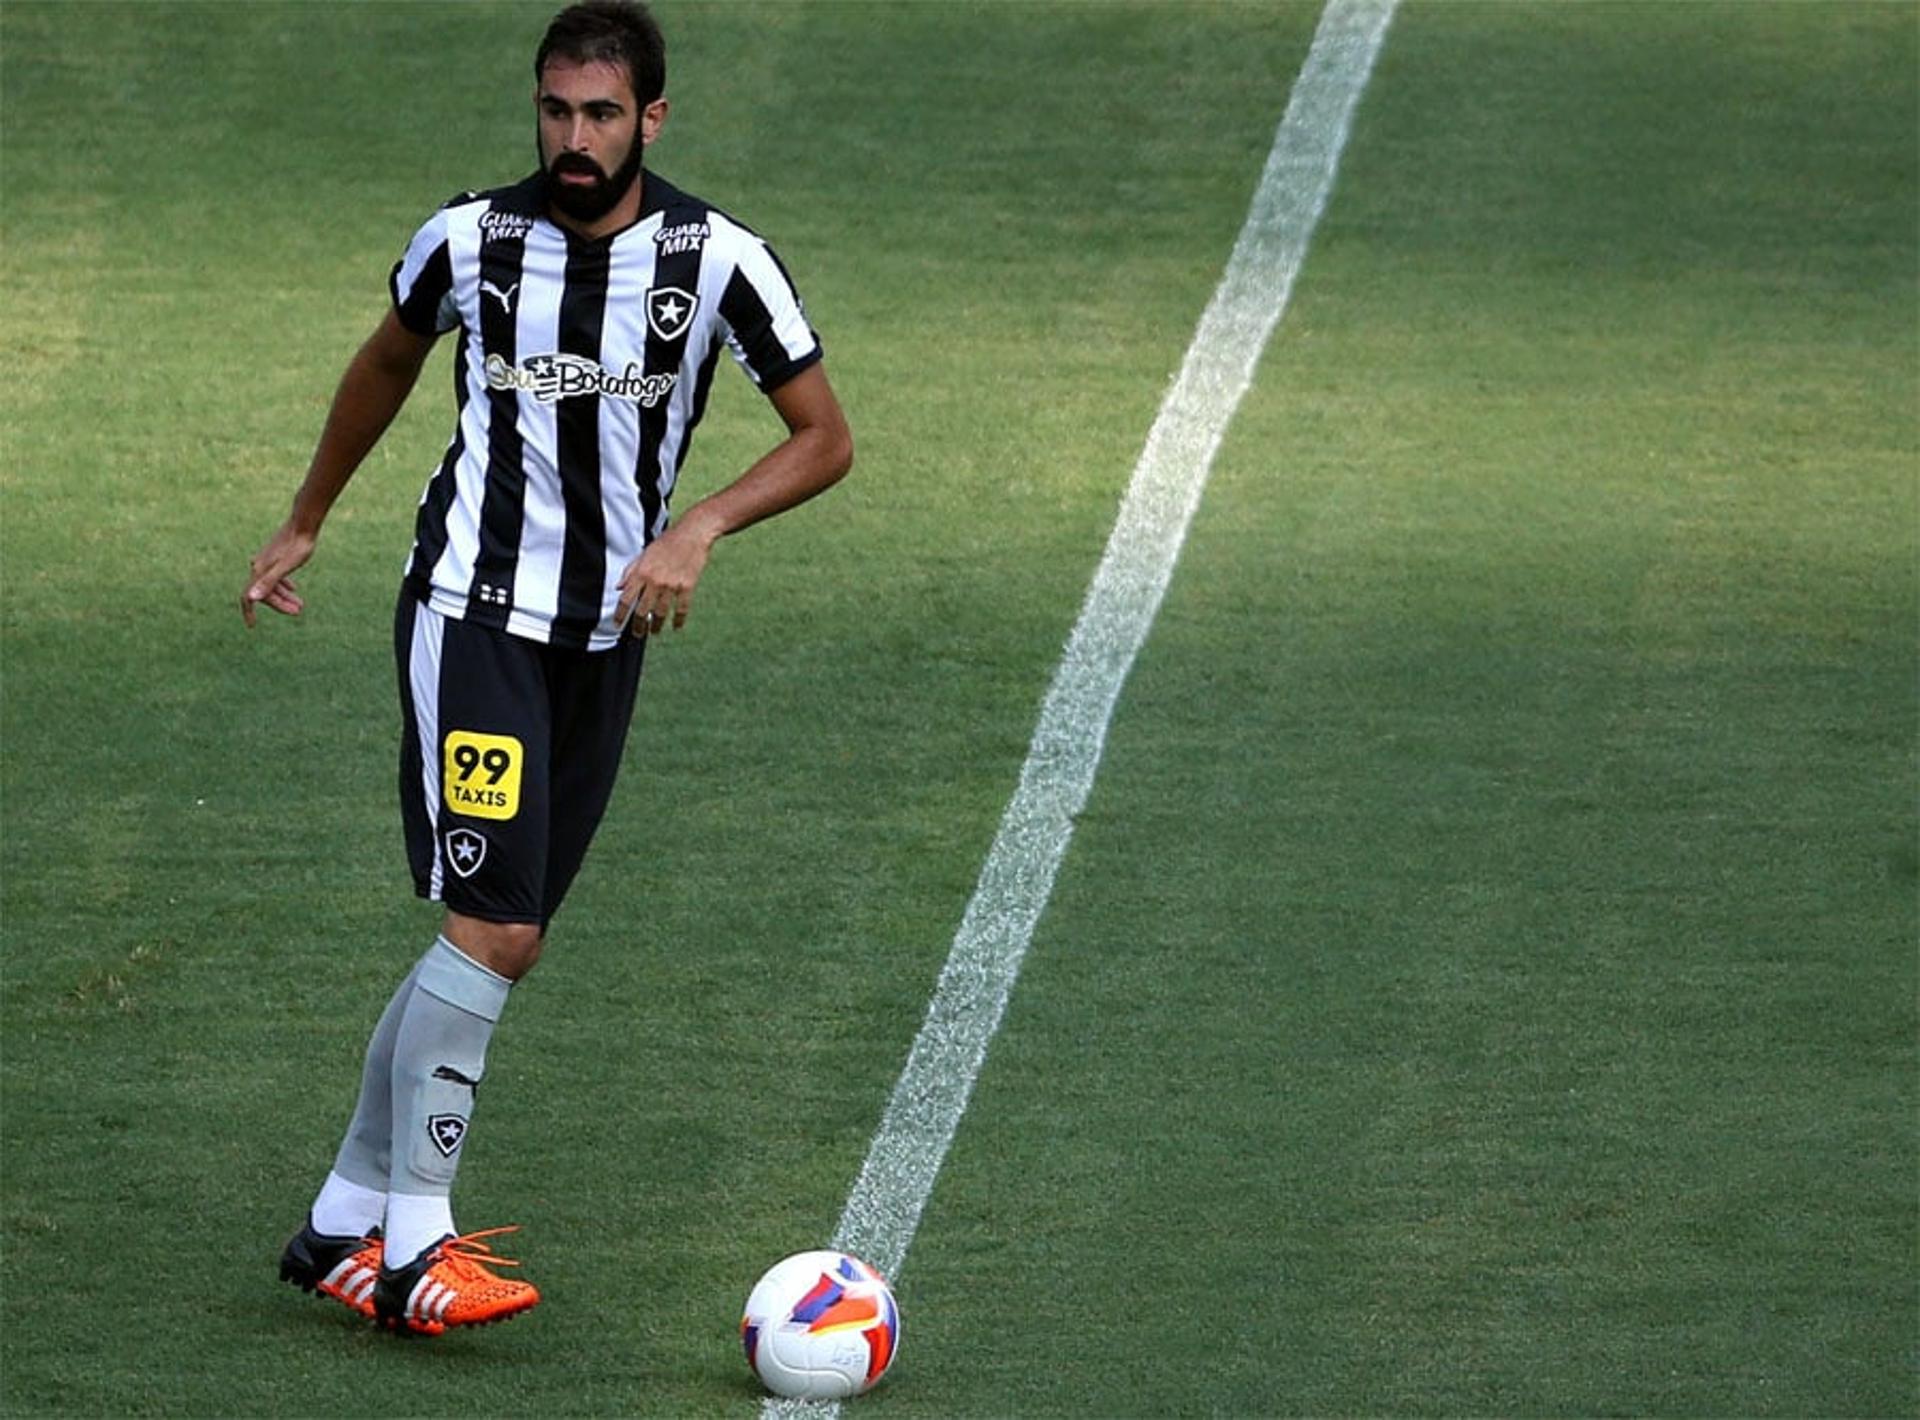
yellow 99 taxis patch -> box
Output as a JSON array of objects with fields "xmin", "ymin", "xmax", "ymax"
[{"xmin": 443, "ymin": 731, "xmax": 523, "ymax": 821}]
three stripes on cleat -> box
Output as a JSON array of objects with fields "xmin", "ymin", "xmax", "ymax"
[
  {"xmin": 320, "ymin": 1246, "xmax": 382, "ymax": 1319},
  {"xmin": 279, "ymin": 1218, "xmax": 538, "ymax": 1336}
]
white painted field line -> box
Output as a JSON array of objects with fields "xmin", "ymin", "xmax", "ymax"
[{"xmin": 761, "ymin": 1, "xmax": 1396, "ymax": 1410}]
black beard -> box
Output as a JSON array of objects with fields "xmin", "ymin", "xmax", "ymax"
[{"xmin": 546, "ymin": 142, "xmax": 644, "ymax": 223}]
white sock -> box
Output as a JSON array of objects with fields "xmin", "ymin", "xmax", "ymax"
[
  {"xmin": 310, "ymin": 1170, "xmax": 386, "ymax": 1239},
  {"xmin": 384, "ymin": 1192, "xmax": 457, "ymax": 1269}
]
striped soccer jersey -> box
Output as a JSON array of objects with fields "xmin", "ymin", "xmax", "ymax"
[{"xmin": 389, "ymin": 170, "xmax": 822, "ymax": 650}]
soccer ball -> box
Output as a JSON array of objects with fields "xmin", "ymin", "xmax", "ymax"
[{"xmin": 741, "ymin": 1250, "xmax": 901, "ymax": 1400}]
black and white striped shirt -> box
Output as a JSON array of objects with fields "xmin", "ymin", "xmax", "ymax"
[{"xmin": 389, "ymin": 171, "xmax": 821, "ymax": 650}]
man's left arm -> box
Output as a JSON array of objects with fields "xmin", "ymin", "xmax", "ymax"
[{"xmin": 617, "ymin": 363, "xmax": 852, "ymax": 636}]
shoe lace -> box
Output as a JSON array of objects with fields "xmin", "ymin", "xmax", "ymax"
[{"xmin": 433, "ymin": 1226, "xmax": 525, "ymax": 1282}]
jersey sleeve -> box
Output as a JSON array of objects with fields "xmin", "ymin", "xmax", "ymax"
[
  {"xmin": 717, "ymin": 236, "xmax": 822, "ymax": 393},
  {"xmin": 388, "ymin": 210, "xmax": 459, "ymax": 337}
]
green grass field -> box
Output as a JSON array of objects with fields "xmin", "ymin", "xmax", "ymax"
[{"xmin": 3, "ymin": 1, "xmax": 1914, "ymax": 1415}]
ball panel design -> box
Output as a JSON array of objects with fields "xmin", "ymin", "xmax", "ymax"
[{"xmin": 741, "ymin": 1250, "xmax": 901, "ymax": 1400}]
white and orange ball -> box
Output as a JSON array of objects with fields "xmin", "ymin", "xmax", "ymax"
[{"xmin": 741, "ymin": 1250, "xmax": 901, "ymax": 1400}]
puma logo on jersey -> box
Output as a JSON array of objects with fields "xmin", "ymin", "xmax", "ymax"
[{"xmin": 481, "ymin": 280, "xmax": 519, "ymax": 314}]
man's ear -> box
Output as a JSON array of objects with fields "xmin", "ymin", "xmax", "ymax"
[{"xmin": 642, "ymin": 96, "xmax": 670, "ymax": 147}]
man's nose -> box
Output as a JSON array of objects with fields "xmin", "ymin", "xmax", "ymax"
[{"xmin": 565, "ymin": 116, "xmax": 591, "ymax": 151}]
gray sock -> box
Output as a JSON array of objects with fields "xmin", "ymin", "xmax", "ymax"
[
  {"xmin": 386, "ymin": 936, "xmax": 512, "ymax": 1263},
  {"xmin": 327, "ymin": 957, "xmax": 426, "ymax": 1196}
]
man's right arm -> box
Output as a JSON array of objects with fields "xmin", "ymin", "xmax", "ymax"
[{"xmin": 241, "ymin": 309, "xmax": 438, "ymax": 626}]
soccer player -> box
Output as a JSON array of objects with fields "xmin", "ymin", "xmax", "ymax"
[{"xmin": 242, "ymin": 0, "xmax": 851, "ymax": 1335}]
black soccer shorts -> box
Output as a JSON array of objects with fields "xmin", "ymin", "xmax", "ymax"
[{"xmin": 394, "ymin": 591, "xmax": 646, "ymax": 928}]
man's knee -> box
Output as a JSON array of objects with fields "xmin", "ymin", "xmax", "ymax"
[{"xmin": 442, "ymin": 911, "xmax": 543, "ymax": 981}]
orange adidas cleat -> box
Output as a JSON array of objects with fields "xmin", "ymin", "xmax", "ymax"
[
  {"xmin": 373, "ymin": 1227, "xmax": 541, "ymax": 1335},
  {"xmin": 280, "ymin": 1219, "xmax": 382, "ymax": 1321}
]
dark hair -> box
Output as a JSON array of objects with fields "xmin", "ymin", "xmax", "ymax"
[{"xmin": 535, "ymin": 1, "xmax": 666, "ymax": 106}]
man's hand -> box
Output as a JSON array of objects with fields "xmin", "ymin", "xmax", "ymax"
[
  {"xmin": 240, "ymin": 310, "xmax": 437, "ymax": 629},
  {"xmin": 241, "ymin": 521, "xmax": 318, "ymax": 627},
  {"xmin": 616, "ymin": 510, "xmax": 722, "ymax": 637},
  {"xmin": 614, "ymin": 365, "xmax": 851, "ymax": 640}
]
